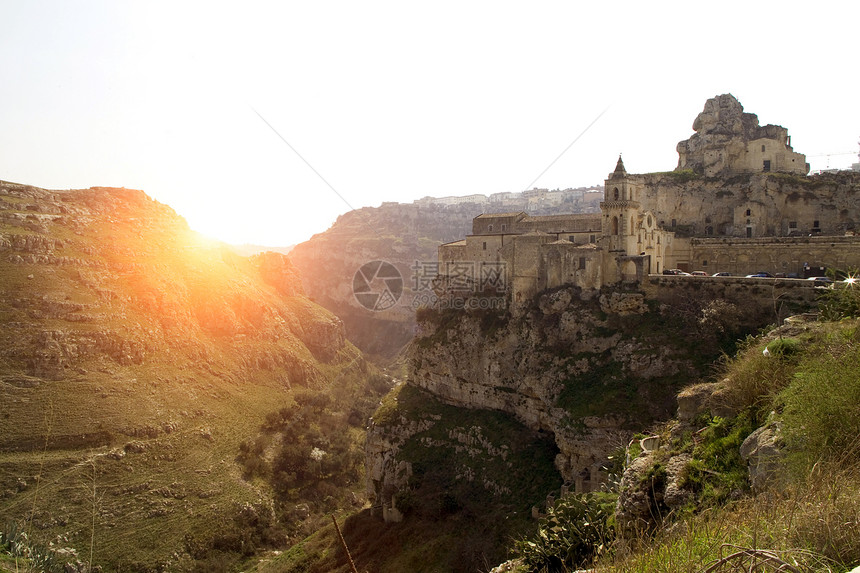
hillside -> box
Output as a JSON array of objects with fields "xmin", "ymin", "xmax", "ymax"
[{"xmin": 0, "ymin": 180, "xmax": 385, "ymax": 571}]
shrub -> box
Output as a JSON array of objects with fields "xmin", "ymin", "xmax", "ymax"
[
  {"xmin": 818, "ymin": 279, "xmax": 860, "ymax": 320},
  {"xmin": 764, "ymin": 337, "xmax": 801, "ymax": 359},
  {"xmin": 516, "ymin": 492, "xmax": 616, "ymax": 572}
]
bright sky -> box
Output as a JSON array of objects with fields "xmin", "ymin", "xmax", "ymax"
[{"xmin": 2, "ymin": 1, "xmax": 858, "ymax": 247}]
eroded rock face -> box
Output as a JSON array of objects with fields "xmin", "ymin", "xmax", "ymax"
[
  {"xmin": 365, "ymin": 414, "xmax": 434, "ymax": 521},
  {"xmin": 366, "ymin": 286, "xmax": 716, "ymax": 520}
]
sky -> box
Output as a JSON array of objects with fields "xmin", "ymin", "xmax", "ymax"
[{"xmin": 1, "ymin": 1, "xmax": 858, "ymax": 247}]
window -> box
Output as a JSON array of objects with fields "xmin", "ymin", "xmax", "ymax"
[
  {"xmin": 789, "ymin": 221, "xmax": 797, "ymax": 229},
  {"xmin": 482, "ymin": 242, "xmax": 487, "ymax": 250},
  {"xmin": 569, "ymin": 236, "xmax": 576, "ymax": 243},
  {"xmin": 589, "ymin": 235, "xmax": 596, "ymax": 243},
  {"xmin": 746, "ymin": 209, "xmax": 751, "ymax": 216},
  {"xmin": 761, "ymin": 144, "xmax": 766, "ymax": 152},
  {"xmin": 612, "ymin": 217, "xmax": 619, "ymax": 235},
  {"xmin": 613, "ymin": 188, "xmax": 619, "ymax": 200},
  {"xmin": 706, "ymin": 226, "xmax": 713, "ymax": 235},
  {"xmin": 487, "ymin": 225, "xmax": 493, "ymax": 232},
  {"xmin": 763, "ymin": 160, "xmax": 771, "ymax": 172},
  {"xmin": 702, "ymin": 260, "xmax": 708, "ymax": 267},
  {"xmin": 501, "ymin": 224, "xmax": 506, "ymax": 232},
  {"xmin": 671, "ymin": 219, "xmax": 676, "ymax": 227},
  {"xmin": 705, "ymin": 216, "xmax": 711, "ymax": 224},
  {"xmin": 747, "ymin": 227, "xmax": 752, "ymax": 238},
  {"xmin": 813, "ymin": 220, "xmax": 820, "ymax": 228},
  {"xmin": 579, "ymin": 257, "xmax": 586, "ymax": 269}
]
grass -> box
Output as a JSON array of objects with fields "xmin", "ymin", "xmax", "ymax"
[
  {"xmin": 679, "ymin": 413, "xmax": 754, "ymax": 506},
  {"xmin": 594, "ymin": 462, "xmax": 860, "ymax": 572}
]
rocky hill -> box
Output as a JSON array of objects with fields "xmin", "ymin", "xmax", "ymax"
[
  {"xmin": 288, "ymin": 192, "xmax": 602, "ymax": 359},
  {"xmin": 0, "ymin": 180, "xmax": 382, "ymax": 571}
]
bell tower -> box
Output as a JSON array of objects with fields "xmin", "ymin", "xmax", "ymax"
[{"xmin": 600, "ymin": 156, "xmax": 641, "ymax": 254}]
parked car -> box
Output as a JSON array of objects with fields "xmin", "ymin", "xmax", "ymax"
[
  {"xmin": 746, "ymin": 272, "xmax": 774, "ymax": 278},
  {"xmin": 807, "ymin": 276, "xmax": 833, "ymax": 286},
  {"xmin": 690, "ymin": 270, "xmax": 708, "ymax": 276},
  {"xmin": 662, "ymin": 269, "xmax": 689, "ymax": 275},
  {"xmin": 712, "ymin": 271, "xmax": 732, "ymax": 277}
]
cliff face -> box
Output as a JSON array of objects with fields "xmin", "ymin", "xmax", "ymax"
[
  {"xmin": 366, "ymin": 284, "xmax": 770, "ymax": 523},
  {"xmin": 0, "ymin": 180, "xmax": 358, "ymax": 570},
  {"xmin": 639, "ymin": 170, "xmax": 860, "ymax": 238}
]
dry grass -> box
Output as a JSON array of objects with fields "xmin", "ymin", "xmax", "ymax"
[{"xmin": 598, "ymin": 463, "xmax": 860, "ymax": 572}]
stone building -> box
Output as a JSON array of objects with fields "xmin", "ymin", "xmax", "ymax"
[{"xmin": 438, "ymin": 94, "xmax": 860, "ymax": 310}]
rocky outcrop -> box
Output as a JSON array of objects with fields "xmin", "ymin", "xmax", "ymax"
[
  {"xmin": 365, "ymin": 284, "xmax": 754, "ymax": 522},
  {"xmin": 676, "ymin": 93, "xmax": 806, "ymax": 177},
  {"xmin": 365, "ymin": 412, "xmax": 435, "ymax": 522},
  {"xmin": 254, "ymin": 251, "xmax": 304, "ymax": 297}
]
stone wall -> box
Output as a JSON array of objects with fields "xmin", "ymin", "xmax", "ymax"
[
  {"xmin": 643, "ymin": 275, "xmax": 820, "ymax": 322},
  {"xmin": 686, "ymin": 235, "xmax": 860, "ymax": 276}
]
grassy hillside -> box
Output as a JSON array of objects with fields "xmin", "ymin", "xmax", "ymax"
[{"xmin": 0, "ymin": 181, "xmax": 384, "ymax": 572}]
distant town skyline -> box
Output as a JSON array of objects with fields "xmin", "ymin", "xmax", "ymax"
[{"xmin": 1, "ymin": 1, "xmax": 858, "ymax": 246}]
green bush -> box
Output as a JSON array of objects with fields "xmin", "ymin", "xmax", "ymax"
[
  {"xmin": 516, "ymin": 492, "xmax": 616, "ymax": 572},
  {"xmin": 765, "ymin": 337, "xmax": 802, "ymax": 359},
  {"xmin": 818, "ymin": 280, "xmax": 860, "ymax": 320}
]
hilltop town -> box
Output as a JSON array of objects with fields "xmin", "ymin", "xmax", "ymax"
[{"xmin": 438, "ymin": 94, "xmax": 860, "ymax": 309}]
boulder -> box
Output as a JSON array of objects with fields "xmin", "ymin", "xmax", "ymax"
[{"xmin": 740, "ymin": 422, "xmax": 784, "ymax": 492}]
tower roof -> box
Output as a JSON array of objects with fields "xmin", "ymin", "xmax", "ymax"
[{"xmin": 611, "ymin": 155, "xmax": 627, "ymax": 178}]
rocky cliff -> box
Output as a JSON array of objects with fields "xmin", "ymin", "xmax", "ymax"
[
  {"xmin": 0, "ymin": 179, "xmax": 363, "ymax": 571},
  {"xmin": 365, "ymin": 284, "xmax": 774, "ymax": 526}
]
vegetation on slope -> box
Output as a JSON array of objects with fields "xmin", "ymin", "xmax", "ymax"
[
  {"xmin": 256, "ymin": 384, "xmax": 563, "ymax": 573},
  {"xmin": 0, "ymin": 181, "xmax": 380, "ymax": 572}
]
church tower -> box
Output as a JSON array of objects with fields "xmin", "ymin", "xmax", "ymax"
[{"xmin": 600, "ymin": 156, "xmax": 641, "ymax": 255}]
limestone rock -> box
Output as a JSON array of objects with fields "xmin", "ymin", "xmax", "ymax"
[
  {"xmin": 740, "ymin": 422, "xmax": 784, "ymax": 492},
  {"xmin": 599, "ymin": 292, "xmax": 648, "ymax": 315},
  {"xmin": 663, "ymin": 453, "xmax": 693, "ymax": 509},
  {"xmin": 615, "ymin": 453, "xmax": 660, "ymax": 535},
  {"xmin": 255, "ymin": 251, "xmax": 304, "ymax": 297},
  {"xmin": 676, "ymin": 382, "xmax": 721, "ymax": 422},
  {"xmin": 676, "ymin": 93, "xmax": 805, "ymax": 177}
]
